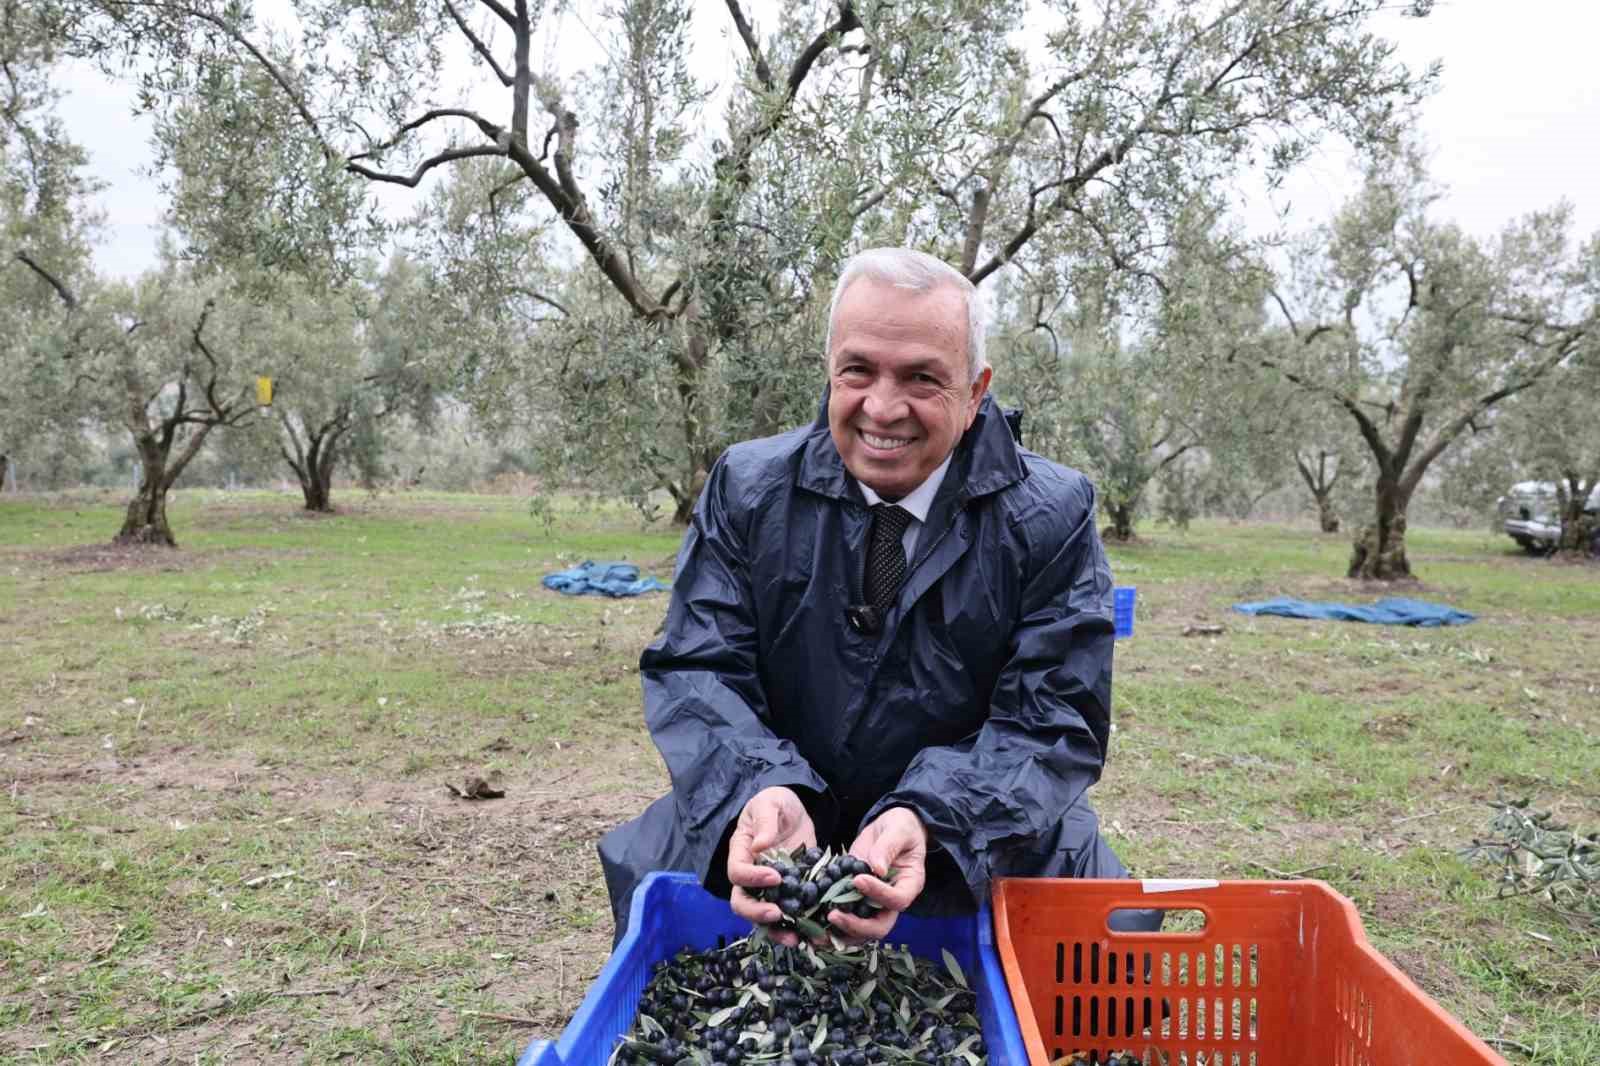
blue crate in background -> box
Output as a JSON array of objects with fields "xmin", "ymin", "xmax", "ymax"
[
  {"xmin": 518, "ymin": 872, "xmax": 1027, "ymax": 1066},
  {"xmin": 1113, "ymin": 585, "xmax": 1136, "ymax": 639}
]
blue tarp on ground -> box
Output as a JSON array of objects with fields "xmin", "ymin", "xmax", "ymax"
[
  {"xmin": 541, "ymin": 561, "xmax": 668, "ymax": 598},
  {"xmin": 1232, "ymin": 596, "xmax": 1476, "ymax": 627}
]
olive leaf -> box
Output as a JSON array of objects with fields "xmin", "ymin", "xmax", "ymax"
[
  {"xmin": 819, "ymin": 878, "xmax": 857, "ymax": 905},
  {"xmin": 810, "ymin": 1018, "xmax": 829, "ymax": 1053},
  {"xmin": 855, "ymin": 978, "xmax": 876, "ymax": 1006},
  {"xmin": 706, "ymin": 1005, "xmax": 740, "ymax": 1029},
  {"xmin": 941, "ymin": 949, "xmax": 968, "ymax": 990},
  {"xmin": 794, "ymin": 916, "xmax": 829, "ymax": 941}
]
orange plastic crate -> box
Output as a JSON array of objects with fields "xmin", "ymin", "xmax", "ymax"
[{"xmin": 991, "ymin": 878, "xmax": 1507, "ymax": 1066}]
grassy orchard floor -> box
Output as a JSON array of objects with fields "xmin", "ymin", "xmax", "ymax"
[{"xmin": 1, "ymin": 490, "xmax": 1596, "ymax": 1064}]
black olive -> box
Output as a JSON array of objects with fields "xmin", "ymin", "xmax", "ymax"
[{"xmin": 799, "ymin": 881, "xmax": 820, "ymax": 906}]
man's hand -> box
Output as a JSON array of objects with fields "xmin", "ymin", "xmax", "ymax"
[
  {"xmin": 829, "ymin": 806, "xmax": 927, "ymax": 942},
  {"xmin": 727, "ymin": 786, "xmax": 816, "ymax": 946}
]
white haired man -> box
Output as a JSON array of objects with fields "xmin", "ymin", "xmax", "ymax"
[{"xmin": 599, "ymin": 246, "xmax": 1142, "ymax": 942}]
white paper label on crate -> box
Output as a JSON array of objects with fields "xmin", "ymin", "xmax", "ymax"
[{"xmin": 1140, "ymin": 878, "xmax": 1220, "ymax": 893}]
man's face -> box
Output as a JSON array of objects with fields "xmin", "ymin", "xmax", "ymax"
[{"xmin": 827, "ymin": 278, "xmax": 992, "ymax": 500}]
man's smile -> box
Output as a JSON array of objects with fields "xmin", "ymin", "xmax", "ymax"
[{"xmin": 859, "ymin": 429, "xmax": 915, "ymax": 451}]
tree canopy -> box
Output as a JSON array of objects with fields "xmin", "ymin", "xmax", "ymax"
[{"xmin": 47, "ymin": 0, "xmax": 1435, "ymax": 520}]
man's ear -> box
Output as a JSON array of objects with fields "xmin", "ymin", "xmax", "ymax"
[{"xmin": 966, "ymin": 366, "xmax": 993, "ymax": 427}]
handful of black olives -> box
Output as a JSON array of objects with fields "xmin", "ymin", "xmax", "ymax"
[{"xmin": 752, "ymin": 846, "xmax": 891, "ymax": 940}]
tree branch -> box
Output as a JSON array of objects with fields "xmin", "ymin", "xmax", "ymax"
[
  {"xmin": 473, "ymin": 0, "xmax": 516, "ymax": 29},
  {"xmin": 348, "ymin": 146, "xmax": 506, "ymax": 188},
  {"xmin": 106, "ymin": 0, "xmax": 336, "ymax": 159},
  {"xmin": 14, "ymin": 250, "xmax": 78, "ymax": 309},
  {"xmin": 501, "ymin": 131, "xmax": 662, "ymax": 320},
  {"xmin": 347, "ymin": 109, "xmax": 503, "ymax": 162},
  {"xmin": 509, "ymin": 285, "xmax": 571, "ymax": 317},
  {"xmin": 443, "ymin": 0, "xmax": 513, "ymax": 86},
  {"xmin": 724, "ymin": 0, "xmax": 774, "ymax": 90}
]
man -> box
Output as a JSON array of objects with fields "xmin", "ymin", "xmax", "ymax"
[{"xmin": 599, "ymin": 247, "xmax": 1135, "ymax": 943}]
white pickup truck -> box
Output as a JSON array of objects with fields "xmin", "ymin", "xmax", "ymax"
[{"xmin": 1496, "ymin": 480, "xmax": 1600, "ymax": 553}]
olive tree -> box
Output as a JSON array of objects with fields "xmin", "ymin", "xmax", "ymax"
[
  {"xmin": 13, "ymin": 254, "xmax": 268, "ymax": 544},
  {"xmin": 1, "ymin": 0, "xmax": 102, "ymax": 490},
  {"xmin": 1259, "ymin": 149, "xmax": 1597, "ymax": 579},
  {"xmin": 1494, "ymin": 326, "xmax": 1600, "ymax": 554},
  {"xmin": 53, "ymin": 0, "xmax": 1431, "ymax": 520}
]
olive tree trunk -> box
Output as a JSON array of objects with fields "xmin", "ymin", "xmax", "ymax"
[
  {"xmin": 115, "ymin": 424, "xmax": 217, "ymax": 547},
  {"xmin": 1556, "ymin": 479, "xmax": 1598, "ymax": 554},
  {"xmin": 1348, "ymin": 476, "xmax": 1412, "ymax": 579}
]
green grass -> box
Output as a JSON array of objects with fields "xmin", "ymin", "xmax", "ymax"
[{"xmin": 2, "ymin": 493, "xmax": 1596, "ymax": 1063}]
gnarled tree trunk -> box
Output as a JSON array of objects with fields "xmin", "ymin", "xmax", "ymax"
[
  {"xmin": 1348, "ymin": 477, "xmax": 1411, "ymax": 579},
  {"xmin": 279, "ymin": 410, "xmax": 355, "ymax": 513},
  {"xmin": 1316, "ymin": 497, "xmax": 1340, "ymax": 534},
  {"xmin": 1295, "ymin": 450, "xmax": 1343, "ymax": 533},
  {"xmin": 114, "ymin": 426, "xmax": 214, "ymax": 547},
  {"xmin": 117, "ymin": 475, "xmax": 176, "ymax": 546},
  {"xmin": 1104, "ymin": 500, "xmax": 1137, "ymax": 542},
  {"xmin": 1556, "ymin": 479, "xmax": 1598, "ymax": 555}
]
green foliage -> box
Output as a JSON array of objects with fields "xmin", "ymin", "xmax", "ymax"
[
  {"xmin": 1462, "ymin": 799, "xmax": 1599, "ymax": 930},
  {"xmin": 1254, "ymin": 144, "xmax": 1600, "ymax": 576},
  {"xmin": 50, "ymin": 0, "xmax": 1434, "ymax": 520}
]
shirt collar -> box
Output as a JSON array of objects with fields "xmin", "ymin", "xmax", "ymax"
[{"xmin": 857, "ymin": 452, "xmax": 953, "ymax": 523}]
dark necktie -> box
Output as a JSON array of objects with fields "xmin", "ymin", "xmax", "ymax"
[{"xmin": 864, "ymin": 504, "xmax": 915, "ymax": 610}]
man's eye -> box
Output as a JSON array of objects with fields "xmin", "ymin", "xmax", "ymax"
[{"xmin": 840, "ymin": 365, "xmax": 869, "ymax": 377}]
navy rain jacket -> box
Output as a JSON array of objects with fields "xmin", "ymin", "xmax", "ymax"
[{"xmin": 599, "ymin": 394, "xmax": 1128, "ymax": 934}]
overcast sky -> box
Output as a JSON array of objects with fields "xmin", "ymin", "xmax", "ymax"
[{"xmin": 55, "ymin": 1, "xmax": 1600, "ymax": 281}]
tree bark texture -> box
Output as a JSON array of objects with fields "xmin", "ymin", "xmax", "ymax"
[
  {"xmin": 115, "ymin": 433, "xmax": 189, "ymax": 547},
  {"xmin": 1317, "ymin": 497, "xmax": 1341, "ymax": 534},
  {"xmin": 281, "ymin": 422, "xmax": 344, "ymax": 513},
  {"xmin": 1347, "ymin": 479, "xmax": 1410, "ymax": 579},
  {"xmin": 1556, "ymin": 482, "xmax": 1598, "ymax": 555},
  {"xmin": 1104, "ymin": 503, "xmax": 1136, "ymax": 542},
  {"xmin": 1295, "ymin": 451, "xmax": 1342, "ymax": 533}
]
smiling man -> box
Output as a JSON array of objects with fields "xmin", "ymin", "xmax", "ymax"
[{"xmin": 598, "ymin": 247, "xmax": 1140, "ymax": 943}]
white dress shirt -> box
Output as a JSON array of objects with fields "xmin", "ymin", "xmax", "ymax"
[{"xmin": 858, "ymin": 452, "xmax": 953, "ymax": 562}]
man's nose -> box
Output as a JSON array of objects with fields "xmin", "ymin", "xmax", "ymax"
[{"xmin": 861, "ymin": 381, "xmax": 909, "ymax": 424}]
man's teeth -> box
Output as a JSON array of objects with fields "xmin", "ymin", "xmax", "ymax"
[{"xmin": 862, "ymin": 432, "xmax": 911, "ymax": 450}]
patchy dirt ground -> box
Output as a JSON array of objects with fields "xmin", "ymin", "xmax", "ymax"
[
  {"xmin": 3, "ymin": 499, "xmax": 1596, "ymax": 1063},
  {"xmin": 3, "ymin": 739, "xmax": 669, "ymax": 1062}
]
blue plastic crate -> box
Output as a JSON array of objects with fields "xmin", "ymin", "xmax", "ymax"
[
  {"xmin": 1112, "ymin": 585, "xmax": 1136, "ymax": 639},
  {"xmin": 518, "ymin": 872, "xmax": 1027, "ymax": 1066}
]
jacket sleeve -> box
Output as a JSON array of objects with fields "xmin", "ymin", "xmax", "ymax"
[
  {"xmin": 862, "ymin": 475, "xmax": 1114, "ymax": 904},
  {"xmin": 640, "ymin": 454, "xmax": 836, "ymax": 887}
]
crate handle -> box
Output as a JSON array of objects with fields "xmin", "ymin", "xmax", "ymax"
[{"xmin": 1105, "ymin": 904, "xmax": 1210, "ymax": 938}]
